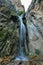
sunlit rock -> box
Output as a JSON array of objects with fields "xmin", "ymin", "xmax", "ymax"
[
  {"xmin": 11, "ymin": 0, "xmax": 25, "ymax": 13},
  {"xmin": 26, "ymin": 0, "xmax": 43, "ymax": 54}
]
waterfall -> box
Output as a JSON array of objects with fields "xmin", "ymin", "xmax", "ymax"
[
  {"xmin": 15, "ymin": 14, "xmax": 29, "ymax": 61},
  {"xmin": 19, "ymin": 14, "xmax": 26, "ymax": 56}
]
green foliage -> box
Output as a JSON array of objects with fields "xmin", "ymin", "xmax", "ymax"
[
  {"xmin": 17, "ymin": 11, "xmax": 24, "ymax": 16},
  {"xmin": 35, "ymin": 49, "xmax": 41, "ymax": 55}
]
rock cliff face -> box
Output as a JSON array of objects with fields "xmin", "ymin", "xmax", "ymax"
[
  {"xmin": 0, "ymin": 0, "xmax": 25, "ymax": 58},
  {"xmin": 0, "ymin": 0, "xmax": 43, "ymax": 58},
  {"xmin": 26, "ymin": 0, "xmax": 43, "ymax": 54},
  {"xmin": 0, "ymin": 0, "xmax": 20, "ymax": 57}
]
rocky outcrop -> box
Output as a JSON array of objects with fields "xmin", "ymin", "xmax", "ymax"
[
  {"xmin": 10, "ymin": 0, "xmax": 25, "ymax": 14},
  {"xmin": 26, "ymin": 0, "xmax": 43, "ymax": 54}
]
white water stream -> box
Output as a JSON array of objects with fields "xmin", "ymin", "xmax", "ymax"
[{"xmin": 15, "ymin": 14, "xmax": 29, "ymax": 61}]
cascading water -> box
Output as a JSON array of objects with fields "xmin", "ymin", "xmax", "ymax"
[{"xmin": 15, "ymin": 14, "xmax": 29, "ymax": 61}]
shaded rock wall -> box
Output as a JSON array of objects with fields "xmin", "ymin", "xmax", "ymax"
[
  {"xmin": 0, "ymin": 0, "xmax": 25, "ymax": 58},
  {"xmin": 26, "ymin": 0, "xmax": 43, "ymax": 54},
  {"xmin": 0, "ymin": 0, "xmax": 20, "ymax": 57}
]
